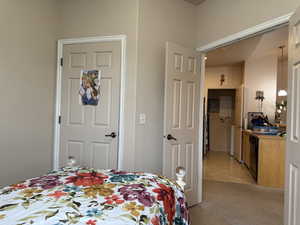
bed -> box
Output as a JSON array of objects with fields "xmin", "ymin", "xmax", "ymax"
[{"xmin": 0, "ymin": 164, "xmax": 189, "ymax": 225}]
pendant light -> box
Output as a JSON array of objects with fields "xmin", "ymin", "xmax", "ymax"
[{"xmin": 278, "ymin": 46, "xmax": 287, "ymax": 97}]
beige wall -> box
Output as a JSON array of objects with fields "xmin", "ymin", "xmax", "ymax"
[
  {"xmin": 205, "ymin": 65, "xmax": 243, "ymax": 110},
  {"xmin": 58, "ymin": 0, "xmax": 140, "ymax": 171},
  {"xmin": 57, "ymin": 0, "xmax": 196, "ymax": 174},
  {"xmin": 0, "ymin": 0, "xmax": 59, "ymax": 186},
  {"xmin": 135, "ymin": 0, "xmax": 197, "ymax": 173},
  {"xmin": 242, "ymin": 28, "xmax": 287, "ymax": 122},
  {"xmin": 244, "ymin": 54, "xmax": 278, "ymax": 122},
  {"xmin": 0, "ymin": 0, "xmax": 196, "ymax": 186},
  {"xmin": 277, "ymin": 57, "xmax": 288, "ymax": 102},
  {"xmin": 196, "ymin": 0, "xmax": 299, "ymax": 47},
  {"xmin": 205, "ymin": 65, "xmax": 243, "ymax": 90}
]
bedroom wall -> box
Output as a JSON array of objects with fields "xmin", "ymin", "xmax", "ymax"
[
  {"xmin": 57, "ymin": 0, "xmax": 140, "ymax": 171},
  {"xmin": 0, "ymin": 0, "xmax": 59, "ymax": 186},
  {"xmin": 196, "ymin": 0, "xmax": 299, "ymax": 47},
  {"xmin": 57, "ymin": 0, "xmax": 197, "ymax": 174},
  {"xmin": 134, "ymin": 0, "xmax": 197, "ymax": 173}
]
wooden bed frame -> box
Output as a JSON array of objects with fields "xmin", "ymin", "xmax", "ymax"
[{"xmin": 67, "ymin": 156, "xmax": 186, "ymax": 190}]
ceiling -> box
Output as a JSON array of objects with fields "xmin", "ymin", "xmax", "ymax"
[
  {"xmin": 184, "ymin": 0, "xmax": 206, "ymax": 5},
  {"xmin": 206, "ymin": 26, "xmax": 289, "ymax": 67}
]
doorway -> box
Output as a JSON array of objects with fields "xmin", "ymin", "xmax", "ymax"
[
  {"xmin": 192, "ymin": 25, "xmax": 289, "ymax": 225},
  {"xmin": 207, "ymin": 89, "xmax": 235, "ymax": 155},
  {"xmin": 204, "ymin": 88, "xmax": 255, "ymax": 184}
]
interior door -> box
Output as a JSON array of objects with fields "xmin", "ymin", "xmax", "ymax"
[
  {"xmin": 284, "ymin": 8, "xmax": 300, "ymax": 225},
  {"xmin": 234, "ymin": 85, "xmax": 244, "ymax": 162},
  {"xmin": 163, "ymin": 42, "xmax": 200, "ymax": 206},
  {"xmin": 59, "ymin": 41, "xmax": 121, "ymax": 169}
]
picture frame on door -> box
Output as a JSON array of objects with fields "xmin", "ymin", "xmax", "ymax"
[{"xmin": 79, "ymin": 69, "xmax": 101, "ymax": 106}]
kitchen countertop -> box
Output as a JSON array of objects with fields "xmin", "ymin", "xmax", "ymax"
[{"xmin": 243, "ymin": 129, "xmax": 286, "ymax": 140}]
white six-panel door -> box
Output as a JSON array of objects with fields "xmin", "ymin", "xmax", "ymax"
[
  {"xmin": 285, "ymin": 8, "xmax": 300, "ymax": 225},
  {"xmin": 163, "ymin": 42, "xmax": 200, "ymax": 206},
  {"xmin": 59, "ymin": 41, "xmax": 121, "ymax": 169}
]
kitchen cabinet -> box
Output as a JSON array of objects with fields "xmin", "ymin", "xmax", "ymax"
[
  {"xmin": 258, "ymin": 137, "xmax": 285, "ymax": 188},
  {"xmin": 242, "ymin": 130, "xmax": 286, "ymax": 189}
]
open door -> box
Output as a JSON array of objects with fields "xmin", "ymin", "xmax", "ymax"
[
  {"xmin": 163, "ymin": 42, "xmax": 201, "ymax": 206},
  {"xmin": 284, "ymin": 8, "xmax": 300, "ymax": 225},
  {"xmin": 234, "ymin": 85, "xmax": 244, "ymax": 162}
]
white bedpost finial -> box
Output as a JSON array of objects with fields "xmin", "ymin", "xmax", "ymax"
[
  {"xmin": 176, "ymin": 167, "xmax": 186, "ymax": 190},
  {"xmin": 67, "ymin": 156, "xmax": 77, "ymax": 167}
]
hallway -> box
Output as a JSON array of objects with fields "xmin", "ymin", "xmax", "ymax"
[{"xmin": 204, "ymin": 151, "xmax": 255, "ymax": 184}]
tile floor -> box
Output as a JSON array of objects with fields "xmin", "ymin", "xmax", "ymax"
[{"xmin": 204, "ymin": 151, "xmax": 255, "ymax": 184}]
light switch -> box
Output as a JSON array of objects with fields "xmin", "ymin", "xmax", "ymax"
[{"xmin": 139, "ymin": 113, "xmax": 146, "ymax": 124}]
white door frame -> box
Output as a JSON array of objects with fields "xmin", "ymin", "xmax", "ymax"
[
  {"xmin": 197, "ymin": 13, "xmax": 293, "ymax": 52},
  {"xmin": 53, "ymin": 35, "xmax": 127, "ymax": 170},
  {"xmin": 196, "ymin": 13, "xmax": 293, "ymax": 202},
  {"xmin": 197, "ymin": 54, "xmax": 206, "ymax": 203}
]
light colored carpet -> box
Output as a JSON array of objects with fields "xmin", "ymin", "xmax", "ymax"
[{"xmin": 189, "ymin": 180, "xmax": 284, "ymax": 225}]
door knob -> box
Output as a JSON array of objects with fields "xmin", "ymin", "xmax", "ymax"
[
  {"xmin": 105, "ymin": 132, "xmax": 117, "ymax": 138},
  {"xmin": 166, "ymin": 134, "xmax": 177, "ymax": 141}
]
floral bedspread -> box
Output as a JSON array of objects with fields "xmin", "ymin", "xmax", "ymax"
[{"xmin": 0, "ymin": 167, "xmax": 189, "ymax": 225}]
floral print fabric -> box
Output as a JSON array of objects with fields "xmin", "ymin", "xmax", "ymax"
[{"xmin": 0, "ymin": 167, "xmax": 189, "ymax": 225}]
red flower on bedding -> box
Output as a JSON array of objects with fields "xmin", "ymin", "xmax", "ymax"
[
  {"xmin": 86, "ymin": 219, "xmax": 97, "ymax": 225},
  {"xmin": 104, "ymin": 195, "xmax": 124, "ymax": 205},
  {"xmin": 66, "ymin": 171, "xmax": 108, "ymax": 186},
  {"xmin": 151, "ymin": 216, "xmax": 160, "ymax": 225},
  {"xmin": 10, "ymin": 183, "xmax": 27, "ymax": 190},
  {"xmin": 47, "ymin": 191, "xmax": 67, "ymax": 199},
  {"xmin": 153, "ymin": 183, "xmax": 175, "ymax": 224}
]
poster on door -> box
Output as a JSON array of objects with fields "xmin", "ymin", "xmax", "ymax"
[{"xmin": 79, "ymin": 70, "xmax": 101, "ymax": 106}]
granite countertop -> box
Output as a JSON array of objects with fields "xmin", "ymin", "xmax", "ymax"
[{"xmin": 243, "ymin": 129, "xmax": 286, "ymax": 140}]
